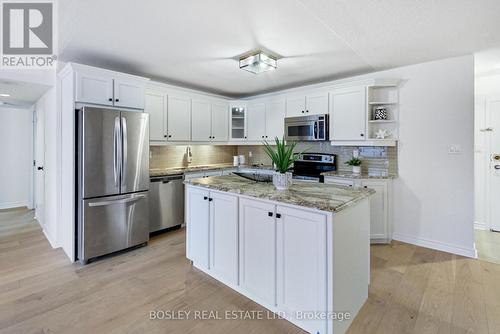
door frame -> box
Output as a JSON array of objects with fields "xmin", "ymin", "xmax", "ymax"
[{"xmin": 486, "ymin": 97, "xmax": 500, "ymax": 231}]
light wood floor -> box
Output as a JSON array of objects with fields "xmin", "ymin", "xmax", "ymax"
[
  {"xmin": 1, "ymin": 208, "xmax": 500, "ymax": 333},
  {"xmin": 475, "ymin": 229, "xmax": 500, "ymax": 265}
]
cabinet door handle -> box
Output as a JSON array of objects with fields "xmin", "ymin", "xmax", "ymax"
[
  {"xmin": 276, "ymin": 213, "xmax": 281, "ymax": 219},
  {"xmin": 115, "ymin": 98, "xmax": 119, "ymax": 102},
  {"xmin": 108, "ymin": 98, "xmax": 113, "ymax": 102},
  {"xmin": 301, "ymin": 110, "xmax": 305, "ymax": 113},
  {"xmin": 168, "ymin": 135, "xmax": 172, "ymax": 138},
  {"xmin": 364, "ymin": 186, "xmax": 368, "ymax": 188},
  {"xmin": 268, "ymin": 212, "xmax": 273, "ymax": 217},
  {"xmin": 209, "ymin": 198, "xmax": 213, "ymax": 202},
  {"xmin": 306, "ymin": 110, "xmax": 309, "ymax": 113},
  {"xmin": 203, "ymin": 196, "xmax": 208, "ymax": 200},
  {"xmin": 164, "ymin": 135, "xmax": 167, "ymax": 138},
  {"xmin": 360, "ymin": 133, "xmax": 364, "ymax": 137}
]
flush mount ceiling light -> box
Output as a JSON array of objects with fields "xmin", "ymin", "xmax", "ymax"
[
  {"xmin": 239, "ymin": 51, "xmax": 277, "ymax": 74},
  {"xmin": 0, "ymin": 93, "xmax": 10, "ymax": 97}
]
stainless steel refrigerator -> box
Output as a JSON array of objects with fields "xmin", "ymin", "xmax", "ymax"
[{"xmin": 77, "ymin": 106, "xmax": 150, "ymax": 264}]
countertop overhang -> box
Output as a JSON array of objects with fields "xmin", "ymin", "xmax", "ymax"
[{"xmin": 185, "ymin": 175, "xmax": 375, "ymax": 213}]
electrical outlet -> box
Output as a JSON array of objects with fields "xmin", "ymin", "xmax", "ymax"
[{"xmin": 448, "ymin": 145, "xmax": 462, "ymax": 154}]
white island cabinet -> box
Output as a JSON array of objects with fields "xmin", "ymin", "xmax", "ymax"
[{"xmin": 185, "ymin": 176, "xmax": 373, "ymax": 334}]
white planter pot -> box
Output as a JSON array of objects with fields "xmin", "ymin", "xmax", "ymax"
[
  {"xmin": 273, "ymin": 171, "xmax": 292, "ymax": 190},
  {"xmin": 352, "ymin": 166, "xmax": 361, "ymax": 174}
]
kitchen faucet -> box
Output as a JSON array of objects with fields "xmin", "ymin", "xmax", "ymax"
[{"xmin": 186, "ymin": 146, "xmax": 193, "ymax": 165}]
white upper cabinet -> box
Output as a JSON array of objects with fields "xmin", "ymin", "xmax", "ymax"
[
  {"xmin": 330, "ymin": 86, "xmax": 366, "ymax": 141},
  {"xmin": 74, "ymin": 65, "xmax": 147, "ymax": 109},
  {"xmin": 75, "ymin": 71, "xmax": 114, "ymax": 106},
  {"xmin": 247, "ymin": 102, "xmax": 267, "ymax": 141},
  {"xmin": 286, "ymin": 96, "xmax": 306, "ymax": 117},
  {"xmin": 211, "ymin": 102, "xmax": 229, "ymax": 142},
  {"xmin": 191, "ymin": 99, "xmax": 212, "ymax": 142},
  {"xmin": 167, "ymin": 95, "xmax": 191, "ymax": 141},
  {"xmin": 266, "ymin": 99, "xmax": 286, "ymax": 140},
  {"xmin": 286, "ymin": 92, "xmax": 328, "ymax": 117},
  {"xmin": 113, "ymin": 78, "xmax": 146, "ymax": 109},
  {"xmin": 145, "ymin": 90, "xmax": 166, "ymax": 141},
  {"xmin": 305, "ymin": 92, "xmax": 328, "ymax": 115}
]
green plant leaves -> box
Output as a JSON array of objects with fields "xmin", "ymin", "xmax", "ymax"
[{"xmin": 263, "ymin": 137, "xmax": 299, "ymax": 173}]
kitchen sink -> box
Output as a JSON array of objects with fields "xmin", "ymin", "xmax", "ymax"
[{"xmin": 233, "ymin": 172, "xmax": 272, "ymax": 183}]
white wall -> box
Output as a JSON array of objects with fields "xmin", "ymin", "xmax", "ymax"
[
  {"xmin": 349, "ymin": 56, "xmax": 475, "ymax": 256},
  {"xmin": 35, "ymin": 87, "xmax": 59, "ymax": 247},
  {"xmin": 0, "ymin": 107, "xmax": 34, "ymax": 209},
  {"xmin": 474, "ymin": 73, "xmax": 500, "ymax": 230}
]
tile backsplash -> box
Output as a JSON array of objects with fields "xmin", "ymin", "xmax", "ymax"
[
  {"xmin": 150, "ymin": 145, "xmax": 238, "ymax": 169},
  {"xmin": 150, "ymin": 143, "xmax": 398, "ymax": 176},
  {"xmin": 237, "ymin": 143, "xmax": 398, "ymax": 175}
]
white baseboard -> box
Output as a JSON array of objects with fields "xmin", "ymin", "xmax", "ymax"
[
  {"xmin": 0, "ymin": 201, "xmax": 29, "ymax": 210},
  {"xmin": 392, "ymin": 232, "xmax": 477, "ymax": 258},
  {"xmin": 474, "ymin": 221, "xmax": 488, "ymax": 230},
  {"xmin": 42, "ymin": 229, "xmax": 59, "ymax": 249}
]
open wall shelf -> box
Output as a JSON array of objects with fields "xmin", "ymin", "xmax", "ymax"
[{"xmin": 367, "ymin": 86, "xmax": 399, "ymax": 141}]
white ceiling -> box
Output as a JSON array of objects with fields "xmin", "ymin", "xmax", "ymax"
[
  {"xmin": 0, "ymin": 80, "xmax": 50, "ymax": 108},
  {"xmin": 59, "ymin": 0, "xmax": 500, "ymax": 97}
]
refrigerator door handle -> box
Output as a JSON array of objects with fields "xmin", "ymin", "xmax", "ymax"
[
  {"xmin": 121, "ymin": 116, "xmax": 128, "ymax": 186},
  {"xmin": 113, "ymin": 116, "xmax": 120, "ymax": 187},
  {"xmin": 88, "ymin": 194, "xmax": 147, "ymax": 207}
]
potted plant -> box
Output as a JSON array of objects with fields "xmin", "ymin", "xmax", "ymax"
[
  {"xmin": 263, "ymin": 137, "xmax": 298, "ymax": 190},
  {"xmin": 345, "ymin": 157, "xmax": 362, "ymax": 174}
]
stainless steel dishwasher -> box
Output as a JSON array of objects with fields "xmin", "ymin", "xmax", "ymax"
[{"xmin": 149, "ymin": 174, "xmax": 184, "ymax": 234}]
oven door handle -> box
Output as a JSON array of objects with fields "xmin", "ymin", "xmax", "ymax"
[{"xmin": 313, "ymin": 122, "xmax": 318, "ymax": 140}]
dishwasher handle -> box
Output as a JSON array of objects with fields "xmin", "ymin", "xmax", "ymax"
[{"xmin": 150, "ymin": 174, "xmax": 184, "ymax": 183}]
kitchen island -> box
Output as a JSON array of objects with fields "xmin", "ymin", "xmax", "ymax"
[{"xmin": 185, "ymin": 175, "xmax": 374, "ymax": 334}]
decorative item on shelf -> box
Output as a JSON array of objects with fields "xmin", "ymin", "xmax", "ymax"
[
  {"xmin": 345, "ymin": 157, "xmax": 362, "ymax": 174},
  {"xmin": 373, "ymin": 106, "xmax": 388, "ymax": 120},
  {"xmin": 263, "ymin": 137, "xmax": 300, "ymax": 190},
  {"xmin": 375, "ymin": 129, "xmax": 389, "ymax": 139}
]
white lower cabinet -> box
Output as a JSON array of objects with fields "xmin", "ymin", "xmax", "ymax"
[
  {"xmin": 324, "ymin": 177, "xmax": 392, "ymax": 243},
  {"xmin": 361, "ymin": 180, "xmax": 390, "ymax": 244},
  {"xmin": 276, "ymin": 205, "xmax": 328, "ymax": 334},
  {"xmin": 239, "ymin": 198, "xmax": 276, "ymax": 306},
  {"xmin": 186, "ymin": 187, "xmax": 210, "ymax": 270},
  {"xmin": 209, "ymin": 191, "xmax": 238, "ymax": 285}
]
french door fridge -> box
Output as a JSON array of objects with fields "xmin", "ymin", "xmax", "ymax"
[{"xmin": 77, "ymin": 106, "xmax": 150, "ymax": 264}]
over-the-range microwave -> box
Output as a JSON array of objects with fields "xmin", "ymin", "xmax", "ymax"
[{"xmin": 284, "ymin": 114, "xmax": 329, "ymax": 141}]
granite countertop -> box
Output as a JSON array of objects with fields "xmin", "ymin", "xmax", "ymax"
[
  {"xmin": 150, "ymin": 164, "xmax": 273, "ymax": 177},
  {"xmin": 185, "ymin": 175, "xmax": 375, "ymax": 213},
  {"xmin": 321, "ymin": 171, "xmax": 397, "ymax": 180}
]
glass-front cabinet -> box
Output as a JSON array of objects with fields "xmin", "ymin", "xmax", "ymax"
[{"xmin": 230, "ymin": 104, "xmax": 246, "ymax": 140}]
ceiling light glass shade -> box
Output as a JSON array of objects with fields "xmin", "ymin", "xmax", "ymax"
[{"xmin": 239, "ymin": 52, "xmax": 277, "ymax": 74}]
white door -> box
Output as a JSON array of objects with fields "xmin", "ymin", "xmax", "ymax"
[
  {"xmin": 34, "ymin": 107, "xmax": 45, "ymax": 227},
  {"xmin": 167, "ymin": 95, "xmax": 191, "ymax": 141},
  {"xmin": 239, "ymin": 198, "xmax": 276, "ymax": 306},
  {"xmin": 113, "ymin": 79, "xmax": 145, "ymax": 109},
  {"xmin": 186, "ymin": 187, "xmax": 210, "ymax": 269},
  {"xmin": 144, "ymin": 91, "xmax": 165, "ymax": 141},
  {"xmin": 246, "ymin": 102, "xmax": 266, "ymax": 141},
  {"xmin": 266, "ymin": 99, "xmax": 286, "ymax": 140},
  {"xmin": 276, "ymin": 206, "xmax": 327, "ymax": 334},
  {"xmin": 191, "ymin": 99, "xmax": 212, "ymax": 141},
  {"xmin": 211, "ymin": 102, "xmax": 229, "ymax": 142},
  {"xmin": 361, "ymin": 180, "xmax": 388, "ymax": 242},
  {"xmin": 488, "ymin": 99, "xmax": 500, "ymax": 231},
  {"xmin": 305, "ymin": 92, "xmax": 328, "ymax": 115},
  {"xmin": 330, "ymin": 87, "xmax": 366, "ymax": 141},
  {"xmin": 75, "ymin": 71, "xmax": 114, "ymax": 106},
  {"xmin": 210, "ymin": 191, "xmax": 238, "ymax": 285},
  {"xmin": 286, "ymin": 96, "xmax": 306, "ymax": 117}
]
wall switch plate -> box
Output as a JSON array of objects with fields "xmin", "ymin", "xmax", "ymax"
[{"xmin": 448, "ymin": 145, "xmax": 462, "ymax": 154}]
